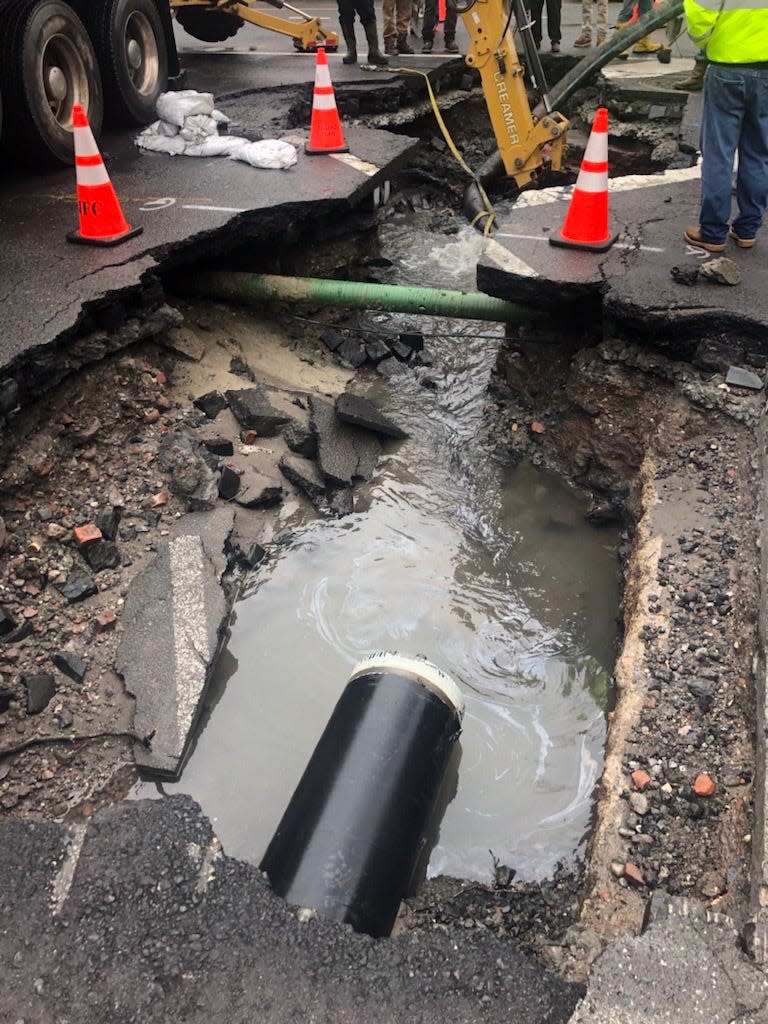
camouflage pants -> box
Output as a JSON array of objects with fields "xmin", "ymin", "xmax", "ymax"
[
  {"xmin": 581, "ymin": 0, "xmax": 607, "ymax": 32},
  {"xmin": 382, "ymin": 0, "xmax": 410, "ymax": 43}
]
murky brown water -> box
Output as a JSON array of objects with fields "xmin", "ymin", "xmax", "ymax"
[{"xmin": 134, "ymin": 220, "xmax": 620, "ymax": 883}]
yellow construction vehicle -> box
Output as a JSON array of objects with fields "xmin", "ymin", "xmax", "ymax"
[{"xmin": 172, "ymin": 0, "xmax": 337, "ymax": 53}]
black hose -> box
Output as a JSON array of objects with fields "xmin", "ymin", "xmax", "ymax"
[{"xmin": 463, "ymin": 0, "xmax": 685, "ymax": 229}]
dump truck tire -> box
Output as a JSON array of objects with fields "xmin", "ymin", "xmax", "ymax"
[
  {"xmin": 97, "ymin": 0, "xmax": 168, "ymax": 125},
  {"xmin": 174, "ymin": 6, "xmax": 243, "ymax": 42},
  {"xmin": 0, "ymin": 0, "xmax": 103, "ymax": 165}
]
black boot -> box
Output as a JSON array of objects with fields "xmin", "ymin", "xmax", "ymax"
[
  {"xmin": 363, "ymin": 19, "xmax": 389, "ymax": 65},
  {"xmin": 397, "ymin": 34, "xmax": 414, "ymax": 53},
  {"xmin": 340, "ymin": 20, "xmax": 357, "ymax": 64}
]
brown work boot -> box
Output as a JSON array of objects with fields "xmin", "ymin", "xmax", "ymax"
[
  {"xmin": 364, "ymin": 19, "xmax": 389, "ymax": 64},
  {"xmin": 684, "ymin": 226, "xmax": 725, "ymax": 253},
  {"xmin": 674, "ymin": 60, "xmax": 707, "ymax": 91},
  {"xmin": 444, "ymin": 38, "xmax": 459, "ymax": 52},
  {"xmin": 573, "ymin": 29, "xmax": 592, "ymax": 47}
]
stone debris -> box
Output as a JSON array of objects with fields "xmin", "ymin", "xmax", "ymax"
[
  {"xmin": 52, "ymin": 651, "xmax": 87, "ymax": 684},
  {"xmin": 57, "ymin": 569, "xmax": 98, "ymax": 604},
  {"xmin": 225, "ymin": 387, "xmax": 291, "ymax": 436},
  {"xmin": 193, "ymin": 390, "xmax": 228, "ymax": 419},
  {"xmin": 73, "ymin": 523, "xmax": 102, "ymax": 549},
  {"xmin": 279, "ymin": 454, "xmax": 327, "ymax": 505},
  {"xmin": 234, "ymin": 468, "xmax": 283, "ymax": 508},
  {"xmin": 83, "ymin": 540, "xmax": 121, "ymax": 573},
  {"xmin": 630, "ymin": 769, "xmax": 651, "ymax": 791},
  {"xmin": 217, "ymin": 465, "xmax": 241, "ymax": 501},
  {"xmin": 700, "ymin": 257, "xmax": 741, "ymax": 286},
  {"xmin": 284, "ymin": 419, "xmax": 317, "ymax": 458},
  {"xmin": 309, "ymin": 395, "xmax": 382, "ymax": 488},
  {"xmin": 726, "ymin": 365, "xmax": 763, "ymax": 391},
  {"xmin": 160, "ymin": 325, "xmax": 206, "ymax": 362},
  {"xmin": 335, "ymin": 392, "xmax": 408, "ymax": 440},
  {"xmin": 693, "ymin": 773, "xmax": 716, "ymax": 797},
  {"xmin": 25, "ymin": 673, "xmax": 56, "ymax": 714}
]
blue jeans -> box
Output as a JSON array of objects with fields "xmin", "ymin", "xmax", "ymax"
[
  {"xmin": 700, "ymin": 65, "xmax": 768, "ymax": 243},
  {"xmin": 616, "ymin": 0, "xmax": 650, "ymax": 23}
]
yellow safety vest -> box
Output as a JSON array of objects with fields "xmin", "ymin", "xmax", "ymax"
[{"xmin": 684, "ymin": 0, "xmax": 768, "ymax": 62}]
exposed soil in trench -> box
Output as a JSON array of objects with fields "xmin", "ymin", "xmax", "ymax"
[{"xmin": 0, "ymin": 85, "xmax": 759, "ymax": 983}]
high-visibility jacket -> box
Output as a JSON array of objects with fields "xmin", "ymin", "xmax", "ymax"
[{"xmin": 684, "ymin": 0, "xmax": 768, "ymax": 63}]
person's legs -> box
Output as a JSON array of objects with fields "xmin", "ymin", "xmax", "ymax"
[
  {"xmin": 443, "ymin": 0, "xmax": 458, "ymax": 49},
  {"xmin": 395, "ymin": 0, "xmax": 413, "ymax": 50},
  {"xmin": 595, "ymin": 0, "xmax": 606, "ymax": 43},
  {"xmin": 732, "ymin": 70, "xmax": 768, "ymax": 242},
  {"xmin": 527, "ymin": 0, "xmax": 545, "ymax": 47},
  {"xmin": 421, "ymin": 0, "xmax": 436, "ymax": 46},
  {"xmin": 546, "ymin": 0, "xmax": 561, "ymax": 46},
  {"xmin": 338, "ymin": 0, "xmax": 358, "ymax": 63},
  {"xmin": 382, "ymin": 0, "xmax": 397, "ymax": 50},
  {"xmin": 574, "ymin": 0, "xmax": 592, "ymax": 45},
  {"xmin": 699, "ymin": 67, "xmax": 744, "ymax": 244}
]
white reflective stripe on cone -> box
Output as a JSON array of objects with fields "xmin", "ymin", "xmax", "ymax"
[
  {"xmin": 312, "ymin": 93, "xmax": 337, "ymax": 110},
  {"xmin": 315, "ymin": 64, "xmax": 333, "ymax": 88},
  {"xmin": 76, "ymin": 162, "xmax": 111, "ymax": 187},
  {"xmin": 572, "ymin": 168, "xmax": 608, "ymax": 193},
  {"xmin": 583, "ymin": 130, "xmax": 608, "ymax": 164},
  {"xmin": 74, "ymin": 125, "xmax": 101, "ymax": 158}
]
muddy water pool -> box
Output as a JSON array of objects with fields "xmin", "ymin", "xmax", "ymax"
[{"xmin": 138, "ymin": 220, "xmax": 620, "ymax": 883}]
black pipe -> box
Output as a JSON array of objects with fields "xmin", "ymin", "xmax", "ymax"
[{"xmin": 260, "ymin": 653, "xmax": 464, "ymax": 938}]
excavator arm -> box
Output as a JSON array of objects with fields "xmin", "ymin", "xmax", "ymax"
[
  {"xmin": 461, "ymin": 0, "xmax": 685, "ymax": 188},
  {"xmin": 460, "ymin": 0, "xmax": 567, "ymax": 185}
]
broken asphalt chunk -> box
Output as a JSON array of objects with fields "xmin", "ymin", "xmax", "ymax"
[
  {"xmin": 52, "ymin": 651, "xmax": 87, "ymax": 684},
  {"xmin": 225, "ymin": 387, "xmax": 291, "ymax": 436},
  {"xmin": 234, "ymin": 468, "xmax": 283, "ymax": 508},
  {"xmin": 365, "ymin": 338, "xmax": 391, "ymax": 363},
  {"xmin": 284, "ymin": 419, "xmax": 317, "ymax": 458},
  {"xmin": 279, "ymin": 454, "xmax": 327, "ymax": 504},
  {"xmin": 319, "ymin": 328, "xmax": 344, "ymax": 352},
  {"xmin": 337, "ymin": 339, "xmax": 367, "ymax": 368},
  {"xmin": 25, "ymin": 673, "xmax": 56, "ymax": 714},
  {"xmin": 194, "ymin": 390, "xmax": 228, "ymax": 419},
  {"xmin": 83, "ymin": 540, "xmax": 122, "ymax": 573},
  {"xmin": 95, "ymin": 507, "xmax": 122, "ymax": 542},
  {"xmin": 57, "ymin": 568, "xmax": 98, "ymax": 603},
  {"xmin": 309, "ymin": 395, "xmax": 381, "ymax": 488},
  {"xmin": 335, "ymin": 393, "xmax": 408, "ymax": 440},
  {"xmin": 218, "ymin": 465, "xmax": 241, "ymax": 501},
  {"xmin": 0, "ymin": 605, "xmax": 16, "ymax": 637},
  {"xmin": 726, "ymin": 366, "xmax": 763, "ymax": 390}
]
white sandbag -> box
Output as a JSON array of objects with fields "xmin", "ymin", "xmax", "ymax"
[
  {"xmin": 230, "ymin": 139, "xmax": 298, "ymax": 169},
  {"xmin": 179, "ymin": 113, "xmax": 219, "ymax": 143},
  {"xmin": 184, "ymin": 135, "xmax": 249, "ymax": 157},
  {"xmin": 155, "ymin": 89, "xmax": 215, "ymax": 127},
  {"xmin": 212, "ymin": 109, "xmax": 230, "ymax": 124},
  {"xmin": 136, "ymin": 132, "xmax": 188, "ymax": 156}
]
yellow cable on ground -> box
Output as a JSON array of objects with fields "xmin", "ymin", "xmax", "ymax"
[{"xmin": 368, "ymin": 64, "xmax": 496, "ymax": 234}]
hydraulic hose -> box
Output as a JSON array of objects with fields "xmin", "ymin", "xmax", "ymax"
[
  {"xmin": 463, "ymin": 0, "xmax": 685, "ymax": 228},
  {"xmin": 183, "ymin": 271, "xmax": 552, "ymax": 324}
]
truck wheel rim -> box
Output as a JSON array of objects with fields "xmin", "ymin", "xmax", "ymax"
[
  {"xmin": 124, "ymin": 11, "xmax": 159, "ymax": 97},
  {"xmin": 42, "ymin": 33, "xmax": 88, "ymax": 129}
]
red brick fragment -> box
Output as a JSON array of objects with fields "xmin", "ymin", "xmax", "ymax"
[
  {"xmin": 694, "ymin": 773, "xmax": 716, "ymax": 797},
  {"xmin": 624, "ymin": 862, "xmax": 645, "ymax": 888},
  {"xmin": 155, "ymin": 372, "xmax": 168, "ymax": 387},
  {"xmin": 74, "ymin": 523, "xmax": 102, "ymax": 549},
  {"xmin": 631, "ymin": 769, "xmax": 651, "ymax": 792},
  {"xmin": 241, "ymin": 429, "xmax": 258, "ymax": 445},
  {"xmin": 530, "ymin": 421, "xmax": 547, "ymax": 435},
  {"xmin": 94, "ymin": 610, "xmax": 117, "ymax": 633},
  {"xmin": 152, "ymin": 491, "xmax": 168, "ymax": 508}
]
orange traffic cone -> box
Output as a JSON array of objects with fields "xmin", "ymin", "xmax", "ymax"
[
  {"xmin": 305, "ymin": 47, "xmax": 349, "ymax": 156},
  {"xmin": 67, "ymin": 104, "xmax": 142, "ymax": 247},
  {"xmin": 550, "ymin": 107, "xmax": 617, "ymax": 253}
]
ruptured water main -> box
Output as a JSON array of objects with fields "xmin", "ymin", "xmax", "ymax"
[{"xmin": 145, "ymin": 219, "xmax": 621, "ymax": 884}]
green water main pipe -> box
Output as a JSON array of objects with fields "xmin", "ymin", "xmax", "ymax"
[{"xmin": 185, "ymin": 271, "xmax": 550, "ymax": 325}]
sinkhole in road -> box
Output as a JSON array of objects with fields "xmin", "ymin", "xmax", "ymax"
[{"xmin": 146, "ymin": 217, "xmax": 621, "ymax": 885}]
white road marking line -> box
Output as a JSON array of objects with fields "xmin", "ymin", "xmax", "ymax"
[
  {"xmin": 169, "ymin": 535, "xmax": 211, "ymax": 753},
  {"xmin": 512, "ymin": 165, "xmax": 702, "ymax": 209},
  {"xmin": 329, "ymin": 152, "xmax": 380, "ymax": 175},
  {"xmin": 482, "ymin": 237, "xmax": 538, "ymax": 277},
  {"xmin": 182, "ymin": 204, "xmax": 248, "ymax": 213},
  {"xmin": 495, "ymin": 232, "xmax": 665, "ymax": 253},
  {"xmin": 51, "ymin": 823, "xmax": 88, "ymax": 916}
]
